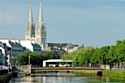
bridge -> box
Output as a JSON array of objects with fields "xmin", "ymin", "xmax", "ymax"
[
  {"xmin": 12, "ymin": 66, "xmax": 105, "ymax": 76},
  {"xmin": 31, "ymin": 67, "xmax": 104, "ymax": 73}
]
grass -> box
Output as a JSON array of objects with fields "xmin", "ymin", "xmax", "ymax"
[
  {"xmin": 103, "ymin": 70, "xmax": 125, "ymax": 78},
  {"xmin": 71, "ymin": 70, "xmax": 125, "ymax": 82}
]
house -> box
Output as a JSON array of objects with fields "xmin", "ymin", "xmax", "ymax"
[{"xmin": 20, "ymin": 40, "xmax": 42, "ymax": 54}]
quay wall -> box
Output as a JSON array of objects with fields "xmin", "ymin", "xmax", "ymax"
[{"xmin": 16, "ymin": 65, "xmax": 31, "ymax": 76}]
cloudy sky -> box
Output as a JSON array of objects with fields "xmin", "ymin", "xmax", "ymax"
[{"xmin": 0, "ymin": 0, "xmax": 125, "ymax": 47}]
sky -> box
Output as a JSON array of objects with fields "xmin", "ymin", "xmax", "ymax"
[{"xmin": 0, "ymin": 0, "xmax": 125, "ymax": 47}]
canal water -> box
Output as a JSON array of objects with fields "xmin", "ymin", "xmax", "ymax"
[{"xmin": 9, "ymin": 72, "xmax": 125, "ymax": 83}]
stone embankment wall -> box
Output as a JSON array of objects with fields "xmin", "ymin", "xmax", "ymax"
[{"xmin": 16, "ymin": 65, "xmax": 31, "ymax": 76}]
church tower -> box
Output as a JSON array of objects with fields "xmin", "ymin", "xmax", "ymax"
[
  {"xmin": 35, "ymin": 3, "xmax": 47, "ymax": 50},
  {"xmin": 25, "ymin": 4, "xmax": 35, "ymax": 41},
  {"xmin": 25, "ymin": 3, "xmax": 47, "ymax": 51}
]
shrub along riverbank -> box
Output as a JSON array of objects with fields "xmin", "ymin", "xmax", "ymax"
[{"xmin": 0, "ymin": 72, "xmax": 12, "ymax": 83}]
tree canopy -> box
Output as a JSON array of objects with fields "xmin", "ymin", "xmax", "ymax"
[
  {"xmin": 15, "ymin": 51, "xmax": 57, "ymax": 66},
  {"xmin": 60, "ymin": 40, "xmax": 125, "ymax": 67}
]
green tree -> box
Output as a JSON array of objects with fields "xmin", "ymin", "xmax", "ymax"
[
  {"xmin": 16, "ymin": 51, "xmax": 29, "ymax": 65},
  {"xmin": 43, "ymin": 51, "xmax": 56, "ymax": 59}
]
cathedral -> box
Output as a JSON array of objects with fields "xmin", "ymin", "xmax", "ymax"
[
  {"xmin": 25, "ymin": 3, "xmax": 79, "ymax": 52},
  {"xmin": 25, "ymin": 3, "xmax": 47, "ymax": 51}
]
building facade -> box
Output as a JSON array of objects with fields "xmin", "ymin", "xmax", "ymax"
[
  {"xmin": 20, "ymin": 40, "xmax": 42, "ymax": 54},
  {"xmin": 46, "ymin": 43, "xmax": 79, "ymax": 53},
  {"xmin": 0, "ymin": 41, "xmax": 10, "ymax": 65},
  {"xmin": 25, "ymin": 3, "xmax": 47, "ymax": 51},
  {"xmin": 0, "ymin": 47, "xmax": 5, "ymax": 65},
  {"xmin": 0, "ymin": 39, "xmax": 42, "ymax": 66},
  {"xmin": 0, "ymin": 39, "xmax": 24, "ymax": 65}
]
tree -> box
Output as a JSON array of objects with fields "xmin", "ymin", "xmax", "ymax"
[
  {"xmin": 16, "ymin": 51, "xmax": 43, "ymax": 66},
  {"xmin": 16, "ymin": 51, "xmax": 29, "ymax": 65},
  {"xmin": 107, "ymin": 45, "xmax": 116, "ymax": 63},
  {"xmin": 43, "ymin": 51, "xmax": 56, "ymax": 59}
]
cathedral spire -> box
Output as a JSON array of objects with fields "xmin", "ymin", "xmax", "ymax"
[
  {"xmin": 29, "ymin": 4, "xmax": 33, "ymax": 22},
  {"xmin": 38, "ymin": 3, "xmax": 43, "ymax": 22}
]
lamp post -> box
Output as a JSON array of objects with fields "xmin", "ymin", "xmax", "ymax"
[{"xmin": 28, "ymin": 53, "xmax": 30, "ymax": 65}]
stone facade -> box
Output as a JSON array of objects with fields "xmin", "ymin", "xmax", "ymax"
[{"xmin": 25, "ymin": 3, "xmax": 46, "ymax": 51}]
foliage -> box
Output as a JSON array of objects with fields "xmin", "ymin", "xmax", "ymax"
[
  {"xmin": 103, "ymin": 70, "xmax": 125, "ymax": 78},
  {"xmin": 15, "ymin": 39, "xmax": 125, "ymax": 67},
  {"xmin": 15, "ymin": 51, "xmax": 57, "ymax": 66},
  {"xmin": 60, "ymin": 40, "xmax": 125, "ymax": 67}
]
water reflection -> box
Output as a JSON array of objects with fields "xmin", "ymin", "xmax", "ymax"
[{"xmin": 9, "ymin": 72, "xmax": 125, "ymax": 83}]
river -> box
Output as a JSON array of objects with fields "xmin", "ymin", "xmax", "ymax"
[{"xmin": 9, "ymin": 72, "xmax": 125, "ymax": 83}]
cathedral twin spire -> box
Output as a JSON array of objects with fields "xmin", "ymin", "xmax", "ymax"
[
  {"xmin": 39, "ymin": 3, "xmax": 43, "ymax": 22},
  {"xmin": 29, "ymin": 4, "xmax": 33, "ymax": 22},
  {"xmin": 25, "ymin": 3, "xmax": 46, "ymax": 50},
  {"xmin": 28, "ymin": 3, "xmax": 43, "ymax": 23}
]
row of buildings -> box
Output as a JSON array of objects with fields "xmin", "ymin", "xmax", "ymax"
[
  {"xmin": 0, "ymin": 39, "xmax": 41, "ymax": 66},
  {"xmin": 0, "ymin": 38, "xmax": 79, "ymax": 66}
]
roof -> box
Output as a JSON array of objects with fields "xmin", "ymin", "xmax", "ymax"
[
  {"xmin": 47, "ymin": 43, "xmax": 71, "ymax": 47},
  {"xmin": 43, "ymin": 59, "xmax": 73, "ymax": 62},
  {"xmin": 0, "ymin": 39, "xmax": 11, "ymax": 47},
  {"xmin": 43, "ymin": 59, "xmax": 63, "ymax": 62}
]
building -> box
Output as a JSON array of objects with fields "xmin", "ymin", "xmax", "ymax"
[
  {"xmin": 46, "ymin": 43, "xmax": 79, "ymax": 53},
  {"xmin": 0, "ymin": 39, "xmax": 24, "ymax": 65},
  {"xmin": 0, "ymin": 46, "xmax": 5, "ymax": 65},
  {"xmin": 0, "ymin": 41, "xmax": 10, "ymax": 65},
  {"xmin": 20, "ymin": 40, "xmax": 42, "ymax": 54},
  {"xmin": 0, "ymin": 38, "xmax": 42, "ymax": 65},
  {"xmin": 25, "ymin": 3, "xmax": 47, "ymax": 51},
  {"xmin": 25, "ymin": 3, "xmax": 80, "ymax": 53}
]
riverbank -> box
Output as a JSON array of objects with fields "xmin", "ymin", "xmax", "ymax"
[
  {"xmin": 103, "ymin": 69, "xmax": 125, "ymax": 78},
  {"xmin": 71, "ymin": 69, "xmax": 125, "ymax": 82},
  {"xmin": 71, "ymin": 70, "xmax": 98, "ymax": 76},
  {"xmin": 0, "ymin": 72, "xmax": 12, "ymax": 83}
]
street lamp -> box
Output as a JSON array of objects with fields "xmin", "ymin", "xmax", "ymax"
[{"xmin": 28, "ymin": 53, "xmax": 30, "ymax": 65}]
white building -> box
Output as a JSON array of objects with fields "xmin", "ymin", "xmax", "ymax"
[
  {"xmin": 0, "ymin": 39, "xmax": 42, "ymax": 65},
  {"xmin": 0, "ymin": 48, "xmax": 5, "ymax": 65},
  {"xmin": 20, "ymin": 40, "xmax": 42, "ymax": 54},
  {"xmin": 0, "ymin": 39, "xmax": 24, "ymax": 65},
  {"xmin": 0, "ymin": 41, "xmax": 10, "ymax": 65}
]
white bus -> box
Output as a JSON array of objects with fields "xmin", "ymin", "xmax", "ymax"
[{"xmin": 43, "ymin": 59, "xmax": 73, "ymax": 67}]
